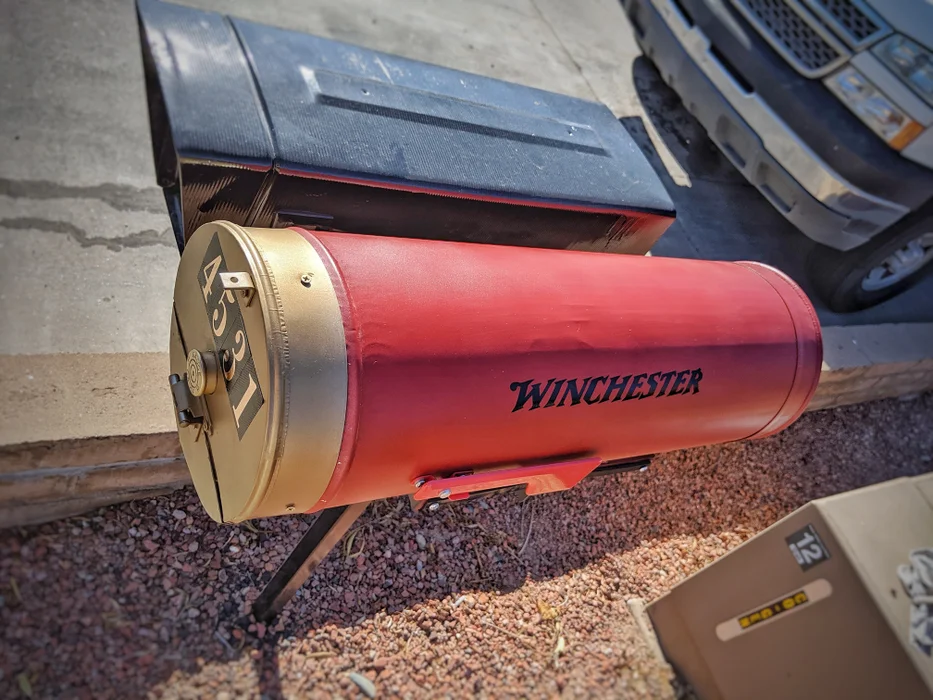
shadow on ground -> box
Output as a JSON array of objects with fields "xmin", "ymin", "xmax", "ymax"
[
  {"xmin": 626, "ymin": 56, "xmax": 933, "ymax": 327},
  {"xmin": 2, "ymin": 395, "xmax": 932, "ymax": 697}
]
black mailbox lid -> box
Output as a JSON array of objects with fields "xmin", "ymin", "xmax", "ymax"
[
  {"xmin": 138, "ymin": 0, "xmax": 275, "ymax": 177},
  {"xmin": 232, "ymin": 18, "xmax": 671, "ymax": 214},
  {"xmin": 137, "ymin": 0, "xmax": 674, "ymax": 248}
]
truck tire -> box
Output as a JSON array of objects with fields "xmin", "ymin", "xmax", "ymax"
[{"xmin": 808, "ymin": 206, "xmax": 933, "ymax": 313}]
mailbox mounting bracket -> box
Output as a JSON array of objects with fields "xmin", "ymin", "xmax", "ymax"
[{"xmin": 252, "ymin": 501, "xmax": 371, "ymax": 621}]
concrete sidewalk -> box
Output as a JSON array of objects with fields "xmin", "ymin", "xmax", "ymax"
[{"xmin": 1, "ymin": 0, "xmax": 931, "ymax": 526}]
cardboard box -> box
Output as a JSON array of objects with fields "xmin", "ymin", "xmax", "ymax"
[{"xmin": 649, "ymin": 474, "xmax": 933, "ymax": 699}]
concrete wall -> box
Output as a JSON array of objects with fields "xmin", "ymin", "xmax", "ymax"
[{"xmin": 809, "ymin": 325, "xmax": 933, "ymax": 410}]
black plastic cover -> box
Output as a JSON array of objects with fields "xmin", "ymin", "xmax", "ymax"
[{"xmin": 137, "ymin": 0, "xmax": 674, "ymax": 252}]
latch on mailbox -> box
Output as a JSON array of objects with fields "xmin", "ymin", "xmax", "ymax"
[{"xmin": 410, "ymin": 456, "xmax": 604, "ymax": 511}]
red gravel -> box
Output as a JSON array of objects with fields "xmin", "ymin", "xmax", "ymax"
[{"xmin": 2, "ymin": 395, "xmax": 932, "ymax": 699}]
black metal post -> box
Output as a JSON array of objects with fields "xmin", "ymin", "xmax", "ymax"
[{"xmin": 252, "ymin": 501, "xmax": 370, "ymax": 621}]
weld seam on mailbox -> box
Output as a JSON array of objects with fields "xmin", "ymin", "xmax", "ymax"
[
  {"xmin": 228, "ymin": 17, "xmax": 278, "ymax": 163},
  {"xmin": 228, "ymin": 18, "xmax": 279, "ymax": 230}
]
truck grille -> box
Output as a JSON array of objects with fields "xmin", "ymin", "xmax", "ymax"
[
  {"xmin": 731, "ymin": 0, "xmax": 892, "ymax": 78},
  {"xmin": 731, "ymin": 0, "xmax": 849, "ymax": 77},
  {"xmin": 803, "ymin": 0, "xmax": 890, "ymax": 49}
]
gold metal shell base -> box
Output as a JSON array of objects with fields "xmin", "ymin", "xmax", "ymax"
[{"xmin": 169, "ymin": 222, "xmax": 348, "ymax": 523}]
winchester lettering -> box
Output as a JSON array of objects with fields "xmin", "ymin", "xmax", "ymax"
[{"xmin": 510, "ymin": 369, "xmax": 702, "ymax": 412}]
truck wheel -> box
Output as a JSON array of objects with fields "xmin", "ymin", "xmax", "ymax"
[{"xmin": 808, "ymin": 209, "xmax": 933, "ymax": 313}]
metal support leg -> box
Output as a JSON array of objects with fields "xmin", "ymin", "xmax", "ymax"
[{"xmin": 252, "ymin": 501, "xmax": 370, "ymax": 621}]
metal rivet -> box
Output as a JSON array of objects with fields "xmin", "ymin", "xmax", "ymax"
[
  {"xmin": 439, "ymin": 489, "xmax": 451, "ymax": 499},
  {"xmin": 639, "ymin": 466, "xmax": 648, "ymax": 472},
  {"xmin": 300, "ymin": 273, "xmax": 313, "ymax": 287},
  {"xmin": 427, "ymin": 502, "xmax": 441, "ymax": 513},
  {"xmin": 414, "ymin": 478, "xmax": 427, "ymax": 488},
  {"xmin": 285, "ymin": 503, "xmax": 296, "ymax": 512}
]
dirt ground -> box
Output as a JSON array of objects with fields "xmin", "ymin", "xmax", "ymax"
[{"xmin": 2, "ymin": 395, "xmax": 932, "ymax": 699}]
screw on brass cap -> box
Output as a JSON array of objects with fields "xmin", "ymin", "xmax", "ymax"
[{"xmin": 186, "ymin": 349, "xmax": 219, "ymax": 397}]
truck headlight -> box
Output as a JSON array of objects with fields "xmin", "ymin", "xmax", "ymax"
[
  {"xmin": 873, "ymin": 35, "xmax": 933, "ymax": 108},
  {"xmin": 824, "ymin": 67, "xmax": 922, "ymax": 150}
]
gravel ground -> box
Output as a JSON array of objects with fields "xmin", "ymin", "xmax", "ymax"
[{"xmin": 2, "ymin": 395, "xmax": 932, "ymax": 699}]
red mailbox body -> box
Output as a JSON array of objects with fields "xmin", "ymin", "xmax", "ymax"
[{"xmin": 170, "ymin": 223, "xmax": 821, "ymax": 523}]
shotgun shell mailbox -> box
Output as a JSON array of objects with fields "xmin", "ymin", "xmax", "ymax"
[{"xmin": 170, "ymin": 221, "xmax": 822, "ymax": 526}]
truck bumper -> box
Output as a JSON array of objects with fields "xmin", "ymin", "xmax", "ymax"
[{"xmin": 624, "ymin": 0, "xmax": 928, "ymax": 251}]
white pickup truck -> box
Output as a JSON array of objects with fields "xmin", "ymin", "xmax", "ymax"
[{"xmin": 624, "ymin": 0, "xmax": 933, "ymax": 311}]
